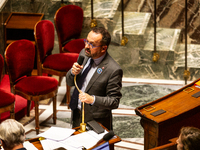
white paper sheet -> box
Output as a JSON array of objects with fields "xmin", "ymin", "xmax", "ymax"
[
  {"xmin": 37, "ymin": 127, "xmax": 108, "ymax": 150},
  {"xmin": 24, "ymin": 141, "xmax": 38, "ymax": 150},
  {"xmin": 40, "ymin": 139, "xmax": 82, "ymax": 150},
  {"xmin": 60, "ymin": 130, "xmax": 107, "ymax": 149},
  {"xmin": 37, "ymin": 127, "xmax": 75, "ymax": 141}
]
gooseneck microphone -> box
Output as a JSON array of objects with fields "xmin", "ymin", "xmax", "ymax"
[
  {"xmin": 87, "ymin": 131, "xmax": 115, "ymax": 150},
  {"xmin": 74, "ymin": 55, "xmax": 84, "ymax": 92},
  {"xmin": 77, "ymin": 55, "xmax": 85, "ymax": 66},
  {"xmin": 74, "ymin": 55, "xmax": 87, "ymax": 133}
]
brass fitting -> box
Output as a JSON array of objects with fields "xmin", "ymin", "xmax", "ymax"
[
  {"xmin": 121, "ymin": 36, "xmax": 128, "ymax": 46},
  {"xmin": 152, "ymin": 52, "xmax": 159, "ymax": 62},
  {"xmin": 183, "ymin": 70, "xmax": 190, "ymax": 80},
  {"xmin": 90, "ymin": 19, "xmax": 97, "ymax": 28}
]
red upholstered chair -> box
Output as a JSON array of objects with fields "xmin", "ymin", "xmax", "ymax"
[
  {"xmin": 0, "ymin": 54, "xmax": 15, "ymax": 121},
  {"xmin": 34, "ymin": 20, "xmax": 79, "ymax": 107},
  {"xmin": 0, "ymin": 55, "xmax": 29, "ymax": 122},
  {"xmin": 54, "ymin": 5, "xmax": 85, "ymax": 53},
  {"xmin": 0, "ymin": 54, "xmax": 3, "ymax": 82},
  {"xmin": 0, "ymin": 89, "xmax": 15, "ymax": 120},
  {"xmin": 4, "ymin": 40, "xmax": 59, "ymax": 134}
]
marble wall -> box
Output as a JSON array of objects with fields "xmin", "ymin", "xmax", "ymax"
[
  {"xmin": 123, "ymin": 0, "xmax": 200, "ymax": 45},
  {"xmin": 1, "ymin": 0, "xmax": 200, "ymax": 82}
]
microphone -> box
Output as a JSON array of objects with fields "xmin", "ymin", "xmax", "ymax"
[
  {"xmin": 74, "ymin": 55, "xmax": 87, "ymax": 133},
  {"xmin": 74, "ymin": 55, "xmax": 84, "ymax": 93},
  {"xmin": 77, "ymin": 55, "xmax": 84, "ymax": 65},
  {"xmin": 87, "ymin": 131, "xmax": 115, "ymax": 150}
]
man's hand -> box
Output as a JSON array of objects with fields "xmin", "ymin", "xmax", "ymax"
[
  {"xmin": 79, "ymin": 91, "xmax": 94, "ymax": 104},
  {"xmin": 72, "ymin": 62, "xmax": 83, "ymax": 75}
]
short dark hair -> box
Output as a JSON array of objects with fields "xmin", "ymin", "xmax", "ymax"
[
  {"xmin": 180, "ymin": 127, "xmax": 200, "ymax": 150},
  {"xmin": 91, "ymin": 27, "xmax": 111, "ymax": 47}
]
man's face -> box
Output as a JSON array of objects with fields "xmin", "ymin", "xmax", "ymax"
[
  {"xmin": 176, "ymin": 135, "xmax": 184, "ymax": 150},
  {"xmin": 84, "ymin": 31, "xmax": 107, "ymax": 59}
]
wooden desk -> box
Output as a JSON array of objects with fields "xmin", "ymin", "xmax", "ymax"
[
  {"xmin": 28, "ymin": 125, "xmax": 121, "ymax": 150},
  {"xmin": 28, "ymin": 137, "xmax": 43, "ymax": 150},
  {"xmin": 135, "ymin": 78, "xmax": 200, "ymax": 150},
  {"xmin": 4, "ymin": 12, "xmax": 43, "ymax": 69},
  {"xmin": 4, "ymin": 12, "xmax": 44, "ymax": 47},
  {"xmin": 149, "ymin": 138, "xmax": 177, "ymax": 150}
]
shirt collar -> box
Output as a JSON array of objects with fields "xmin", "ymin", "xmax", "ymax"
[{"xmin": 93, "ymin": 53, "xmax": 106, "ymax": 65}]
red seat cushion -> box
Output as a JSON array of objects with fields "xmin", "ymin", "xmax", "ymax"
[
  {"xmin": 63, "ymin": 39, "xmax": 85, "ymax": 53},
  {"xmin": 0, "ymin": 95, "xmax": 29, "ymax": 121},
  {"xmin": 15, "ymin": 76, "xmax": 58, "ymax": 95},
  {"xmin": 0, "ymin": 75, "xmax": 34, "ymax": 122},
  {"xmin": 0, "ymin": 89, "xmax": 15, "ymax": 107},
  {"xmin": 43, "ymin": 53, "xmax": 79, "ymax": 71},
  {"xmin": 0, "ymin": 54, "xmax": 3, "ymax": 82}
]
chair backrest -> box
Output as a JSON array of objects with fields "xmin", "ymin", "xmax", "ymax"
[
  {"xmin": 54, "ymin": 5, "xmax": 83, "ymax": 52},
  {"xmin": 4, "ymin": 39, "xmax": 35, "ymax": 84},
  {"xmin": 0, "ymin": 54, "xmax": 3, "ymax": 83},
  {"xmin": 34, "ymin": 20, "xmax": 54, "ymax": 63}
]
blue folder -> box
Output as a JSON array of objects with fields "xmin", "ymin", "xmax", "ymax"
[{"xmin": 92, "ymin": 142, "xmax": 110, "ymax": 150}]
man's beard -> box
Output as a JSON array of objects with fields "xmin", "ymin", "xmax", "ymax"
[
  {"xmin": 85, "ymin": 48, "xmax": 91, "ymax": 57},
  {"xmin": 85, "ymin": 48, "xmax": 101, "ymax": 58}
]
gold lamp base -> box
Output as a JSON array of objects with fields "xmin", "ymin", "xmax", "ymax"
[
  {"xmin": 121, "ymin": 36, "xmax": 128, "ymax": 46},
  {"xmin": 90, "ymin": 19, "xmax": 97, "ymax": 28},
  {"xmin": 78, "ymin": 123, "xmax": 87, "ymax": 133},
  {"xmin": 152, "ymin": 52, "xmax": 159, "ymax": 62},
  {"xmin": 183, "ymin": 70, "xmax": 190, "ymax": 80}
]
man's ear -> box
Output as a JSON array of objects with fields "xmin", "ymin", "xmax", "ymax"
[{"xmin": 101, "ymin": 45, "xmax": 107, "ymax": 52}]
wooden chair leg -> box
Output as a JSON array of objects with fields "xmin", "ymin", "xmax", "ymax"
[
  {"xmin": 66, "ymin": 85, "xmax": 71, "ymax": 109},
  {"xmin": 53, "ymin": 96, "xmax": 57, "ymax": 124},
  {"xmin": 27, "ymin": 101, "xmax": 31, "ymax": 117},
  {"xmin": 58, "ymin": 76, "xmax": 63, "ymax": 86},
  {"xmin": 34, "ymin": 101, "xmax": 39, "ymax": 134},
  {"xmin": 10, "ymin": 103, "xmax": 15, "ymax": 119}
]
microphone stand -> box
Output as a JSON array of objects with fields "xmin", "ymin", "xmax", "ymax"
[{"xmin": 74, "ymin": 75, "xmax": 86, "ymax": 133}]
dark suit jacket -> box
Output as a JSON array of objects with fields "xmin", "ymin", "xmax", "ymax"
[
  {"xmin": 16, "ymin": 148, "xmax": 27, "ymax": 150},
  {"xmin": 66, "ymin": 49, "xmax": 123, "ymax": 128}
]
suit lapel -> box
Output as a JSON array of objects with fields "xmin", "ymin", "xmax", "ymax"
[
  {"xmin": 78, "ymin": 56, "xmax": 89, "ymax": 76},
  {"xmin": 85, "ymin": 54, "xmax": 109, "ymax": 92},
  {"xmin": 82, "ymin": 57, "xmax": 89, "ymax": 67}
]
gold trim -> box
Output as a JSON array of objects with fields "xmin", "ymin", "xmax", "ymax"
[
  {"xmin": 143, "ymin": 105, "xmax": 155, "ymax": 112},
  {"xmin": 183, "ymin": 87, "xmax": 194, "ymax": 93}
]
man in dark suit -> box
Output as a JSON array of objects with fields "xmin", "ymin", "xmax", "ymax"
[{"xmin": 66, "ymin": 27, "xmax": 123, "ymax": 130}]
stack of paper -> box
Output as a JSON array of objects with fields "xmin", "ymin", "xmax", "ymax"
[{"xmin": 37, "ymin": 127, "xmax": 107, "ymax": 150}]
